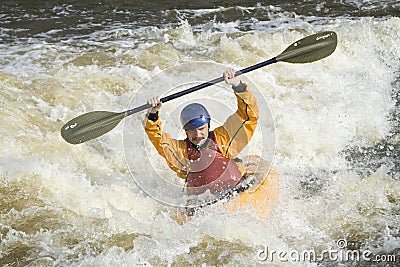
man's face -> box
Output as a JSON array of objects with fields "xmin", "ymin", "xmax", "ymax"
[{"xmin": 185, "ymin": 123, "xmax": 209, "ymax": 146}]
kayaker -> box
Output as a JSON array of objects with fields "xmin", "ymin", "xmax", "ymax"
[{"xmin": 144, "ymin": 69, "xmax": 259, "ymax": 213}]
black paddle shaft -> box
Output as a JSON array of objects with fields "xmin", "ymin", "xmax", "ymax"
[{"xmin": 125, "ymin": 57, "xmax": 277, "ymax": 116}]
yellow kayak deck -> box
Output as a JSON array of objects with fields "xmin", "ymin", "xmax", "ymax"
[{"xmin": 224, "ymin": 155, "xmax": 279, "ymax": 218}]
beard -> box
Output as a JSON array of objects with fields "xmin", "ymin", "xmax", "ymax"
[{"xmin": 190, "ymin": 136, "xmax": 206, "ymax": 145}]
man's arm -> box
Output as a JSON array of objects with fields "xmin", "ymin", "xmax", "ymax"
[
  {"xmin": 143, "ymin": 100, "xmax": 189, "ymax": 178},
  {"xmin": 214, "ymin": 71, "xmax": 259, "ymax": 158}
]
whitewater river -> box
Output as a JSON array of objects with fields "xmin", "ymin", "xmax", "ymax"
[{"xmin": 1, "ymin": 1, "xmax": 399, "ymax": 266}]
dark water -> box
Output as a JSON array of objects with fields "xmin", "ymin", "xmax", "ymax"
[{"xmin": 1, "ymin": 0, "xmax": 399, "ymax": 42}]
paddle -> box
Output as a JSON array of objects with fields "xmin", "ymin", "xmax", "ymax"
[{"xmin": 61, "ymin": 31, "xmax": 337, "ymax": 144}]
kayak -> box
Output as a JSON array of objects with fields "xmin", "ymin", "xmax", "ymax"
[
  {"xmin": 172, "ymin": 155, "xmax": 279, "ymax": 224},
  {"xmin": 224, "ymin": 155, "xmax": 279, "ymax": 218}
]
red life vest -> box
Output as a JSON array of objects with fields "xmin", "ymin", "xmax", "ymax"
[{"xmin": 185, "ymin": 131, "xmax": 243, "ymax": 195}]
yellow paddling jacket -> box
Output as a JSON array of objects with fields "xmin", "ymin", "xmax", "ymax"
[{"xmin": 144, "ymin": 84, "xmax": 259, "ymax": 182}]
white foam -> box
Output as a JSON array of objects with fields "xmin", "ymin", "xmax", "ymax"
[{"xmin": 1, "ymin": 16, "xmax": 399, "ymax": 266}]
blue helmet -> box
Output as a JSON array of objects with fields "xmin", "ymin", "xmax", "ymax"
[{"xmin": 180, "ymin": 103, "xmax": 211, "ymax": 130}]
